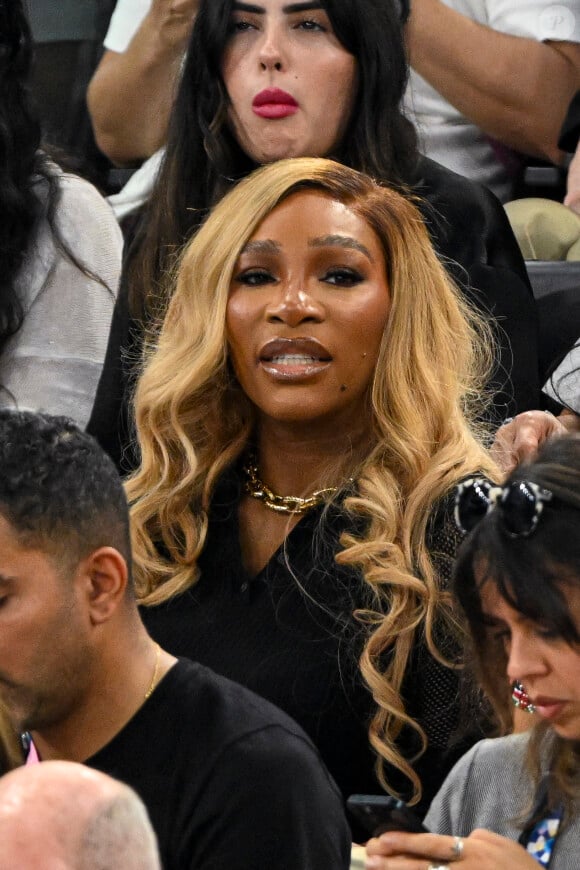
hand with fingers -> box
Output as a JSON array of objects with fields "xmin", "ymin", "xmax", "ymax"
[
  {"xmin": 365, "ymin": 829, "xmax": 540, "ymax": 870},
  {"xmin": 490, "ymin": 410, "xmax": 568, "ymax": 473},
  {"xmin": 148, "ymin": 0, "xmax": 199, "ymax": 51}
]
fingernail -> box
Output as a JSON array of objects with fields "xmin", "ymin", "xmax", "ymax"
[{"xmin": 365, "ymin": 858, "xmax": 382, "ymax": 869}]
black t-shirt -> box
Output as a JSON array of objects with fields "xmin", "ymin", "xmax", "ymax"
[{"xmin": 85, "ymin": 658, "xmax": 351, "ymax": 870}]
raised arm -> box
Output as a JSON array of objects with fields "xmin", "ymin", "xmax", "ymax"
[
  {"xmin": 406, "ymin": 0, "xmax": 580, "ymax": 162},
  {"xmin": 87, "ymin": 0, "xmax": 198, "ymax": 166}
]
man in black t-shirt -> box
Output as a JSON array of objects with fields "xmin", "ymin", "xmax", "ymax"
[{"xmin": 0, "ymin": 411, "xmax": 350, "ymax": 870}]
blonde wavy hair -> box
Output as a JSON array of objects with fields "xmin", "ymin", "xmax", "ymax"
[{"xmin": 127, "ymin": 157, "xmax": 498, "ymax": 802}]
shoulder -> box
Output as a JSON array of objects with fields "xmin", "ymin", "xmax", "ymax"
[
  {"xmin": 485, "ymin": 1, "xmax": 580, "ymax": 42},
  {"xmin": 160, "ymin": 658, "xmax": 328, "ymax": 752},
  {"xmin": 411, "ymin": 156, "xmax": 530, "ymax": 288},
  {"xmin": 425, "ymin": 734, "xmax": 532, "ymax": 836},
  {"xmin": 155, "ymin": 660, "xmax": 350, "ymax": 867},
  {"xmin": 414, "ymin": 155, "xmax": 506, "ymax": 231},
  {"xmin": 53, "ymin": 173, "xmax": 123, "ymax": 244}
]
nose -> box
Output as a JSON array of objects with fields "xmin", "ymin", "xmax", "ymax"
[
  {"xmin": 505, "ymin": 629, "xmax": 548, "ymax": 686},
  {"xmin": 266, "ymin": 282, "xmax": 324, "ymax": 328},
  {"xmin": 258, "ymin": 23, "xmax": 285, "ymax": 72}
]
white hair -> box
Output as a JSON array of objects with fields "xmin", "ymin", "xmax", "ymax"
[{"xmin": 78, "ymin": 785, "xmax": 161, "ymax": 870}]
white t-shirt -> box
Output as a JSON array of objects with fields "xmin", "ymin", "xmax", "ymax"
[
  {"xmin": 104, "ymin": 0, "xmax": 159, "ymax": 219},
  {"xmin": 404, "ymin": 0, "xmax": 580, "ymax": 201},
  {"xmin": 544, "ymin": 340, "xmax": 580, "ymax": 412},
  {"xmin": 104, "ymin": 0, "xmax": 152, "ymax": 52}
]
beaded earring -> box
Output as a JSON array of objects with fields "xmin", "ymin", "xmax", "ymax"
[{"xmin": 512, "ymin": 681, "xmax": 536, "ymax": 714}]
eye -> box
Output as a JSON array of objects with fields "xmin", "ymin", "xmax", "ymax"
[
  {"xmin": 322, "ymin": 267, "xmax": 364, "ymax": 287},
  {"xmin": 227, "ymin": 17, "xmax": 258, "ymax": 35},
  {"xmin": 493, "ymin": 628, "xmax": 510, "ymax": 643},
  {"xmin": 294, "ymin": 18, "xmax": 327, "ymax": 32},
  {"xmin": 534, "ymin": 623, "xmax": 559, "ymax": 641},
  {"xmin": 234, "ymin": 269, "xmax": 277, "ymax": 287}
]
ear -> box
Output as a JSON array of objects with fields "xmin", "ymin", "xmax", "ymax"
[{"xmin": 78, "ymin": 547, "xmax": 129, "ymax": 625}]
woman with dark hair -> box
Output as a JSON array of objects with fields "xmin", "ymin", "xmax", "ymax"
[
  {"xmin": 0, "ymin": 0, "xmax": 122, "ymax": 426},
  {"xmin": 87, "ymin": 0, "xmax": 539, "ymax": 469},
  {"xmin": 367, "ymin": 434, "xmax": 580, "ymax": 869}
]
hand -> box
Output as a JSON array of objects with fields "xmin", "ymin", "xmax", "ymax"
[
  {"xmin": 147, "ymin": 0, "xmax": 199, "ymax": 52},
  {"xmin": 490, "ymin": 410, "xmax": 567, "ymax": 473},
  {"xmin": 365, "ymin": 830, "xmax": 539, "ymax": 870}
]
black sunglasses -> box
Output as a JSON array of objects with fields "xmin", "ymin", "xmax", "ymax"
[{"xmin": 454, "ymin": 477, "xmax": 553, "ymax": 538}]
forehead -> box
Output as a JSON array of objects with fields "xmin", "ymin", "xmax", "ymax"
[
  {"xmin": 231, "ymin": 1, "xmax": 328, "ymax": 14},
  {"xmin": 248, "ymin": 191, "xmax": 383, "ymax": 254},
  {"xmin": 0, "ymin": 514, "xmax": 59, "ymax": 580}
]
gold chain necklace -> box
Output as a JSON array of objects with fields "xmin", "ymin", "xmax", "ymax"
[
  {"xmin": 243, "ymin": 455, "xmax": 340, "ymax": 515},
  {"xmin": 144, "ymin": 642, "xmax": 161, "ymax": 700}
]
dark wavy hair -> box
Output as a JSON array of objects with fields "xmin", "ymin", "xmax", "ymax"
[
  {"xmin": 0, "ymin": 0, "xmax": 58, "ymax": 350},
  {"xmin": 128, "ymin": 0, "xmax": 418, "ymax": 318},
  {"xmin": 453, "ymin": 434, "xmax": 580, "ymax": 818}
]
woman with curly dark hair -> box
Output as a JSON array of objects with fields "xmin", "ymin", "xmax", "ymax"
[{"xmin": 0, "ymin": 0, "xmax": 122, "ymax": 425}]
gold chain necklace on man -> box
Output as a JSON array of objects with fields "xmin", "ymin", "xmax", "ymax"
[
  {"xmin": 144, "ymin": 642, "xmax": 161, "ymax": 700},
  {"xmin": 243, "ymin": 454, "xmax": 341, "ymax": 515}
]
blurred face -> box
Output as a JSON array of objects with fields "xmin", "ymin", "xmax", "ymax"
[
  {"xmin": 481, "ymin": 580, "xmax": 580, "ymax": 740},
  {"xmin": 0, "ymin": 516, "xmax": 94, "ymax": 736},
  {"xmin": 226, "ymin": 190, "xmax": 391, "ymax": 431},
  {"xmin": 221, "ymin": 0, "xmax": 357, "ymax": 163}
]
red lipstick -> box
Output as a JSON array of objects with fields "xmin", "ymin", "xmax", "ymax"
[{"xmin": 252, "ymin": 88, "xmax": 299, "ymax": 119}]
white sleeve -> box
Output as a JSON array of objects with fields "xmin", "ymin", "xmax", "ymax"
[
  {"xmin": 543, "ymin": 341, "xmax": 580, "ymax": 412},
  {"xmin": 484, "ymin": 0, "xmax": 580, "ymax": 42},
  {"xmin": 104, "ymin": 0, "xmax": 153, "ymax": 52},
  {"xmin": 0, "ymin": 174, "xmax": 123, "ymax": 428}
]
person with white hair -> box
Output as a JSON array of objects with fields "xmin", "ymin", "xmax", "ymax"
[{"xmin": 0, "ymin": 761, "xmax": 161, "ymax": 869}]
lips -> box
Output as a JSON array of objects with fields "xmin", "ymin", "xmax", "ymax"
[
  {"xmin": 531, "ymin": 696, "xmax": 567, "ymax": 721},
  {"xmin": 259, "ymin": 338, "xmax": 332, "ymax": 379},
  {"xmin": 252, "ymin": 88, "xmax": 299, "ymax": 119}
]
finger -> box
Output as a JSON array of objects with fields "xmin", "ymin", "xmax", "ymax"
[{"xmin": 374, "ymin": 831, "xmax": 464, "ymax": 863}]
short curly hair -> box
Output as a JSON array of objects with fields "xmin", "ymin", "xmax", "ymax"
[{"xmin": 0, "ymin": 411, "xmax": 131, "ymax": 581}]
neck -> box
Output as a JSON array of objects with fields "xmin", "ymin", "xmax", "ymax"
[
  {"xmin": 31, "ymin": 616, "xmax": 176, "ymax": 763},
  {"xmin": 254, "ymin": 415, "xmax": 372, "ymax": 496}
]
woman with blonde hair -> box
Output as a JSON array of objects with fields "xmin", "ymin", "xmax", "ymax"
[{"xmin": 128, "ymin": 157, "xmax": 497, "ymax": 830}]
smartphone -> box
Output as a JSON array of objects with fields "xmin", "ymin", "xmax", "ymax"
[{"xmin": 346, "ymin": 794, "xmax": 430, "ymax": 839}]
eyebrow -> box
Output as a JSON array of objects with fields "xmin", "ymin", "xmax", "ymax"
[
  {"xmin": 310, "ymin": 235, "xmax": 374, "ymax": 261},
  {"xmin": 240, "ymin": 235, "xmax": 374, "ymax": 261},
  {"xmin": 240, "ymin": 239, "xmax": 281, "ymax": 255},
  {"xmin": 232, "ymin": 2, "xmax": 324, "ymax": 14}
]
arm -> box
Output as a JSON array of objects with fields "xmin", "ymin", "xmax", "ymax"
[
  {"xmin": 406, "ymin": 0, "xmax": 580, "ymax": 162},
  {"xmin": 87, "ymin": 0, "xmax": 198, "ymax": 166},
  {"xmin": 0, "ymin": 176, "xmax": 122, "ymax": 428},
  {"xmin": 366, "ymin": 829, "xmax": 539, "ymax": 870}
]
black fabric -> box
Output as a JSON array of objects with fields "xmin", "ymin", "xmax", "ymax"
[
  {"xmin": 86, "ymin": 658, "xmax": 351, "ymax": 870},
  {"xmin": 87, "ymin": 156, "xmax": 539, "ymax": 473},
  {"xmin": 558, "ymin": 91, "xmax": 580, "ymax": 153},
  {"xmin": 141, "ymin": 469, "xmax": 485, "ymax": 838}
]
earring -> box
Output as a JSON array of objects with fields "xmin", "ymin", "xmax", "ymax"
[{"xmin": 512, "ymin": 681, "xmax": 536, "ymax": 714}]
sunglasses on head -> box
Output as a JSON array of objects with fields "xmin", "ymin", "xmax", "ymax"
[{"xmin": 454, "ymin": 477, "xmax": 553, "ymax": 538}]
